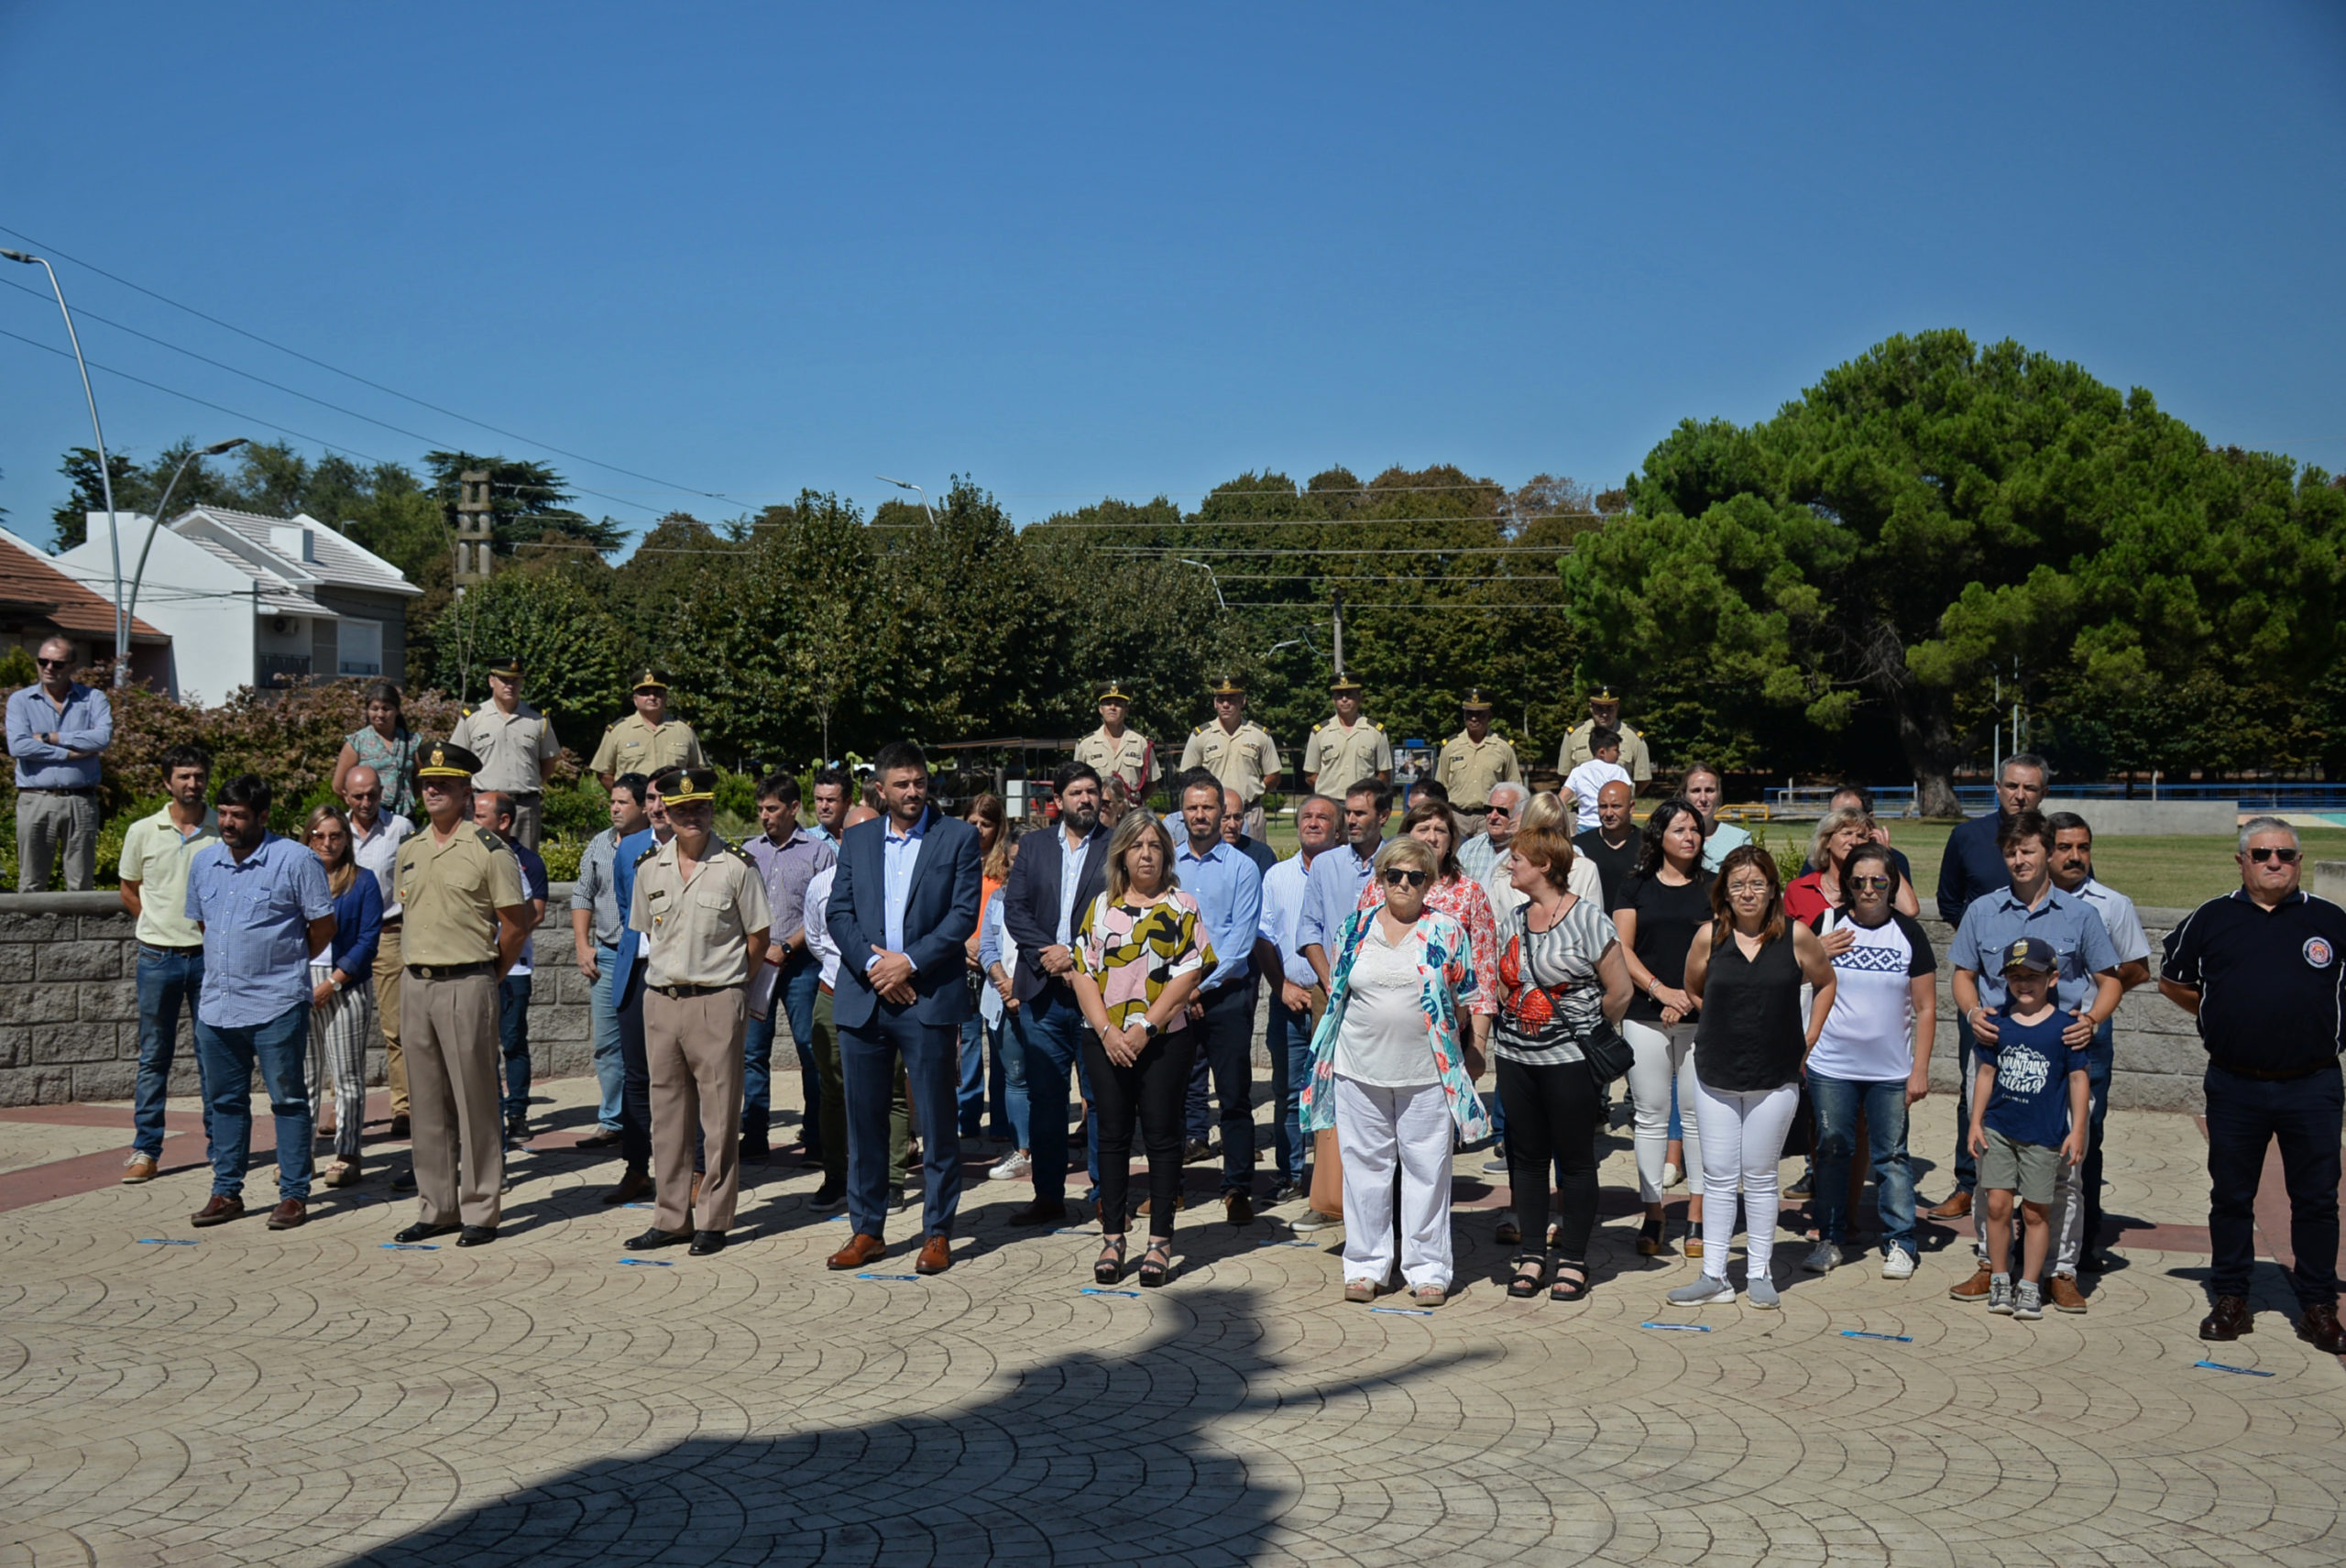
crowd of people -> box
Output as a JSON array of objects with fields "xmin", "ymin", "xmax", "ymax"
[{"xmin": 50, "ymin": 657, "xmax": 2346, "ymax": 1350}]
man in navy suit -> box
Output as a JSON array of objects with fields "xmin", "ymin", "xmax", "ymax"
[
  {"xmin": 824, "ymin": 742, "xmax": 983, "ymax": 1275},
  {"xmin": 998, "ymin": 761, "xmax": 1113, "ymax": 1226}
]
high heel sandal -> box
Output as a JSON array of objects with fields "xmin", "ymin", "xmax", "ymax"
[
  {"xmin": 1094, "ymin": 1236, "xmax": 1126, "ymax": 1285},
  {"xmin": 1138, "ymin": 1237, "xmax": 1173, "ymax": 1288},
  {"xmin": 1506, "ymin": 1254, "xmax": 1548, "ymax": 1299},
  {"xmin": 1638, "ymin": 1217, "xmax": 1665, "ymax": 1256},
  {"xmin": 1550, "ymin": 1262, "xmax": 1591, "ymax": 1302}
]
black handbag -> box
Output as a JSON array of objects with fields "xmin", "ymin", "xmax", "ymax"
[{"xmin": 1579, "ymin": 1017, "xmax": 1636, "ymax": 1084}]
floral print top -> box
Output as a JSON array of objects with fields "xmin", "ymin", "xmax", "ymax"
[
  {"xmin": 1073, "ymin": 890, "xmax": 1216, "ymax": 1032},
  {"xmin": 346, "ymin": 723, "xmax": 424, "ymax": 818},
  {"xmin": 1355, "ymin": 871, "xmax": 1499, "ymax": 1016},
  {"xmin": 1301, "ymin": 906, "xmax": 1490, "ymax": 1141}
]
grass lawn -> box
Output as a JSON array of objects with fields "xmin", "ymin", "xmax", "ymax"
[{"xmin": 1244, "ymin": 812, "xmax": 2345, "ymax": 913}]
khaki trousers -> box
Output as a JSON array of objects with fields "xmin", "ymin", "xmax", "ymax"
[
  {"xmin": 404, "ymin": 970, "xmax": 503, "ymax": 1228},
  {"xmin": 375, "ymin": 921, "xmax": 407, "ymax": 1116},
  {"xmin": 510, "ymin": 794, "xmax": 543, "ymax": 850},
  {"xmin": 646, "ymin": 985, "xmax": 747, "ymax": 1233}
]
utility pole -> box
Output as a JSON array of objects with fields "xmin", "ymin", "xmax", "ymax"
[
  {"xmin": 1331, "ymin": 587, "xmax": 1346, "ymax": 678},
  {"xmin": 455, "ymin": 471, "xmax": 494, "ymax": 590}
]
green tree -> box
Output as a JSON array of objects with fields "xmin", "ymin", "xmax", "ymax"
[
  {"xmin": 422, "ymin": 452, "xmax": 626, "ymax": 553},
  {"xmin": 421, "ymin": 565, "xmax": 632, "ymax": 743}
]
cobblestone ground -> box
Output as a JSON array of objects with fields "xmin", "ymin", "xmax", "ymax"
[{"xmin": 2, "ymin": 1079, "xmax": 2341, "ymax": 1567}]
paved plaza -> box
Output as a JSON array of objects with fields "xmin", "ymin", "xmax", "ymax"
[{"xmin": 2, "ymin": 1076, "xmax": 2342, "ymax": 1568}]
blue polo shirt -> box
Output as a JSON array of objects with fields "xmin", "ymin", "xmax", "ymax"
[
  {"xmin": 1947, "ymin": 883, "xmax": 2121, "ymax": 1013},
  {"xmin": 1174, "ymin": 834, "xmax": 1264, "ymax": 992},
  {"xmin": 185, "ymin": 833, "xmax": 334, "ymax": 1028}
]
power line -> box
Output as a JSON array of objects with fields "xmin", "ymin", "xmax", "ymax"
[
  {"xmin": 0, "ymin": 223, "xmax": 752, "ymax": 512},
  {"xmin": 1102, "ymin": 545, "xmax": 1573, "ymax": 557}
]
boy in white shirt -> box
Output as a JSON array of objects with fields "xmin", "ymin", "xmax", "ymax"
[{"xmin": 1563, "ymin": 729, "xmax": 1632, "ymax": 832}]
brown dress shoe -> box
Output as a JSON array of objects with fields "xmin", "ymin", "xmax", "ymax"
[
  {"xmin": 121, "ymin": 1153, "xmax": 159, "ymax": 1185},
  {"xmin": 915, "ymin": 1234, "xmax": 953, "ymax": 1275},
  {"xmin": 266, "ymin": 1199, "xmax": 307, "ymax": 1231},
  {"xmin": 2199, "ymin": 1294, "xmax": 2253, "ymax": 1341},
  {"xmin": 1926, "ymin": 1190, "xmax": 1973, "ymax": 1221},
  {"xmin": 600, "ymin": 1168, "xmax": 654, "ymax": 1205},
  {"xmin": 1224, "ymin": 1190, "xmax": 1254, "ymax": 1226},
  {"xmin": 190, "ymin": 1194, "xmax": 246, "ymax": 1227},
  {"xmin": 2296, "ymin": 1301, "xmax": 2346, "ymax": 1355},
  {"xmin": 827, "ymin": 1233, "xmax": 887, "ymax": 1270},
  {"xmin": 2047, "ymin": 1275, "xmax": 2090, "ymax": 1313},
  {"xmin": 1948, "ymin": 1265, "xmax": 1994, "ymax": 1302}
]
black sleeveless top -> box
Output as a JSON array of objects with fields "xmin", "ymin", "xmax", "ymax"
[{"xmin": 1693, "ymin": 926, "xmax": 1805, "ymax": 1091}]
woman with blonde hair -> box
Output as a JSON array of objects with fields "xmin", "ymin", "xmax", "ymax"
[
  {"xmin": 1069, "ymin": 809, "xmax": 1215, "ymax": 1287},
  {"xmin": 1786, "ymin": 806, "xmax": 1920, "ymax": 925},
  {"xmin": 303, "ymin": 804, "xmax": 382, "ymax": 1188},
  {"xmin": 1305, "ymin": 835, "xmax": 1489, "ymax": 1305}
]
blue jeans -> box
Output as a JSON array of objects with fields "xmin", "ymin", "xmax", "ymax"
[
  {"xmin": 498, "ymin": 974, "xmax": 532, "ymax": 1121},
  {"xmin": 590, "ymin": 945, "xmax": 624, "ymax": 1131},
  {"xmin": 956, "ymin": 1014, "xmax": 989, "ymax": 1139},
  {"xmin": 989, "ymin": 1009, "xmax": 1026, "ymax": 1145},
  {"xmin": 1015, "ymin": 990, "xmax": 1096, "ymax": 1207},
  {"xmin": 192, "ymin": 1001, "xmax": 312, "ymax": 1201},
  {"xmin": 780, "ymin": 952, "xmax": 823, "ymax": 1155},
  {"xmin": 743, "ymin": 1005, "xmax": 780, "ymax": 1142},
  {"xmin": 133, "ymin": 947, "xmax": 205, "ymax": 1159},
  {"xmin": 1808, "ymin": 1072, "xmax": 1916, "ymax": 1256},
  {"xmin": 1266, "ymin": 993, "xmax": 1316, "ymax": 1186}
]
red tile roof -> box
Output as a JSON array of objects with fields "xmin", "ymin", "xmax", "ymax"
[{"xmin": 0, "ymin": 537, "xmax": 168, "ymax": 643}]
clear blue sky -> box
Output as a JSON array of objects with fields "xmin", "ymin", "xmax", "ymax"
[{"xmin": 4, "ymin": 3, "xmax": 2341, "ymax": 547}]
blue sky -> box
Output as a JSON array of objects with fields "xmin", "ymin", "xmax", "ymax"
[{"xmin": 3, "ymin": 3, "xmax": 2341, "ymax": 547}]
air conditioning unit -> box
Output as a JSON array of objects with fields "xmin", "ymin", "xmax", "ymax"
[{"xmin": 271, "ymin": 617, "xmax": 292, "ymax": 636}]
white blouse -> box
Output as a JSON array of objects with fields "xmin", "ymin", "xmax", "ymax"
[{"xmin": 1334, "ymin": 920, "xmax": 1437, "ymax": 1087}]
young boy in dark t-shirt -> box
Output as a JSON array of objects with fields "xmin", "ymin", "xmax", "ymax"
[{"xmin": 1966, "ymin": 937, "xmax": 2089, "ymax": 1320}]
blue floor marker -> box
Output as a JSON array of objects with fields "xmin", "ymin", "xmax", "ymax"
[
  {"xmin": 136, "ymin": 1238, "xmax": 199, "ymax": 1246},
  {"xmin": 1639, "ymin": 1321, "xmax": 1713, "ymax": 1332},
  {"xmin": 857, "ymin": 1272, "xmax": 921, "ymax": 1281},
  {"xmin": 1257, "ymin": 1239, "xmax": 1317, "ymax": 1247},
  {"xmin": 2195, "ymin": 1360, "xmax": 2275, "ymax": 1376},
  {"xmin": 619, "ymin": 1258, "xmax": 674, "ymax": 1267},
  {"xmin": 1842, "ymin": 1330, "xmax": 1913, "ymax": 1343},
  {"xmin": 381, "ymin": 1243, "xmax": 439, "ymax": 1251},
  {"xmin": 1081, "ymin": 1287, "xmax": 1141, "ymax": 1298},
  {"xmin": 1368, "ymin": 1306, "xmax": 1434, "ymax": 1317}
]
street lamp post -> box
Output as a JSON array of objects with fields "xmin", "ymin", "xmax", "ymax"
[
  {"xmin": 2, "ymin": 248, "xmax": 125, "ymax": 678},
  {"xmin": 875, "ymin": 475, "xmax": 936, "ymax": 527},
  {"xmin": 125, "ymin": 438, "xmax": 247, "ymax": 673},
  {"xmin": 1178, "ymin": 559, "xmax": 1227, "ymax": 612}
]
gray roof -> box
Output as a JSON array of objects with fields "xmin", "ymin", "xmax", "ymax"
[
  {"xmin": 174, "ymin": 532, "xmax": 332, "ymax": 620},
  {"xmin": 172, "ymin": 506, "xmax": 422, "ymax": 599}
]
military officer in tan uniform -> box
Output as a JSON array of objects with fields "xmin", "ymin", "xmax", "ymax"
[
  {"xmin": 1556, "ymin": 686, "xmax": 1654, "ymax": 787},
  {"xmin": 1434, "ymin": 688, "xmax": 1521, "ymax": 829},
  {"xmin": 625, "ymin": 767, "xmax": 772, "ymax": 1255},
  {"xmin": 390, "ymin": 742, "xmax": 532, "ymax": 1248},
  {"xmin": 1302, "ymin": 675, "xmax": 1392, "ymax": 797},
  {"xmin": 1072, "ymin": 681, "xmax": 1158, "ymax": 800},
  {"xmin": 447, "ymin": 654, "xmax": 561, "ymax": 849},
  {"xmin": 590, "ymin": 669, "xmax": 707, "ymax": 791},
  {"xmin": 1180, "ymin": 675, "xmax": 1282, "ymax": 839}
]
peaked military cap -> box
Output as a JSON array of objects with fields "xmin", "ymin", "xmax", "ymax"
[
  {"xmin": 418, "ymin": 741, "xmax": 483, "ymax": 779},
  {"xmin": 662, "ymin": 766, "xmax": 718, "ymax": 806}
]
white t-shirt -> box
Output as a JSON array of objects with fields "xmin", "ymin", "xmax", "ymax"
[
  {"xmin": 1563, "ymin": 759, "xmax": 1631, "ymax": 831},
  {"xmin": 1805, "ymin": 908, "xmax": 1937, "ymax": 1082},
  {"xmin": 1334, "ymin": 922, "xmax": 1437, "ymax": 1087},
  {"xmin": 804, "ymin": 864, "xmax": 841, "ymax": 989}
]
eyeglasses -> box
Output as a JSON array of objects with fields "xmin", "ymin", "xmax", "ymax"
[
  {"xmin": 1726, "ymin": 882, "xmax": 1771, "ymax": 897},
  {"xmin": 1380, "ymin": 869, "xmax": 1430, "ymax": 888},
  {"xmin": 2248, "ymin": 847, "xmax": 2301, "ymax": 864},
  {"xmin": 1486, "ymin": 806, "xmax": 1513, "ymax": 818},
  {"xmin": 35, "ymin": 658, "xmax": 70, "ymax": 669},
  {"xmin": 1848, "ymin": 875, "xmax": 1892, "ymax": 891}
]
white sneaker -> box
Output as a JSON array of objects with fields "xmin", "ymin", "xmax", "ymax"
[
  {"xmin": 990, "ymin": 1150, "xmax": 1031, "ymax": 1181},
  {"xmin": 1803, "ymin": 1241, "xmax": 1838, "ymax": 1274},
  {"xmin": 1661, "ymin": 1160, "xmax": 1683, "ymax": 1189},
  {"xmin": 1666, "ymin": 1274, "xmax": 1737, "ymax": 1307},
  {"xmin": 1880, "ymin": 1248, "xmax": 1917, "ymax": 1280}
]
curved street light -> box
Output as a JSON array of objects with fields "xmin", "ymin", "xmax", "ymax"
[
  {"xmin": 2, "ymin": 248, "xmax": 125, "ymax": 680},
  {"xmin": 875, "ymin": 475, "xmax": 935, "ymax": 527},
  {"xmin": 1178, "ymin": 559, "xmax": 1227, "ymax": 612},
  {"xmin": 126, "ymin": 437, "xmax": 247, "ymax": 645}
]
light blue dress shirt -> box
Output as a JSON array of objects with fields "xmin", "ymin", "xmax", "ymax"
[
  {"xmin": 1947, "ymin": 883, "xmax": 2122, "ymax": 1012},
  {"xmin": 1259, "ymin": 850, "xmax": 1321, "ymax": 987},
  {"xmin": 5, "ymin": 682, "xmax": 113, "ymax": 789},
  {"xmin": 1174, "ymin": 834, "xmax": 1264, "ymax": 992},
  {"xmin": 184, "ymin": 833, "xmax": 334, "ymax": 1028},
  {"xmin": 1299, "ymin": 839, "xmax": 1382, "ymax": 959},
  {"xmin": 876, "ymin": 811, "xmax": 930, "ymax": 961},
  {"xmin": 1057, "ymin": 823, "xmax": 1101, "ymax": 947}
]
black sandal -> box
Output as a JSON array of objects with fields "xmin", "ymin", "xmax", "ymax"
[
  {"xmin": 1094, "ymin": 1235, "xmax": 1126, "ymax": 1285},
  {"xmin": 1137, "ymin": 1237, "xmax": 1174, "ymax": 1288},
  {"xmin": 1550, "ymin": 1262, "xmax": 1591, "ymax": 1302},
  {"xmin": 1506, "ymin": 1254, "xmax": 1548, "ymax": 1299},
  {"xmin": 1638, "ymin": 1217, "xmax": 1665, "ymax": 1256}
]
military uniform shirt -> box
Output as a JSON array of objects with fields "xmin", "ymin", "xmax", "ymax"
[
  {"xmin": 1180, "ymin": 720, "xmax": 1281, "ymax": 806},
  {"xmin": 589, "ymin": 711, "xmax": 707, "ymax": 779},
  {"xmin": 1557, "ymin": 720, "xmax": 1653, "ymax": 784},
  {"xmin": 630, "ymin": 837, "xmax": 773, "ymax": 988},
  {"xmin": 1433, "ymin": 730, "xmax": 1521, "ymax": 809},
  {"xmin": 1073, "ymin": 725, "xmax": 1158, "ymax": 795},
  {"xmin": 1303, "ymin": 717, "xmax": 1392, "ymax": 795},
  {"xmin": 395, "ymin": 823, "xmax": 529, "ymax": 966},
  {"xmin": 448, "ymin": 700, "xmax": 560, "ymax": 794}
]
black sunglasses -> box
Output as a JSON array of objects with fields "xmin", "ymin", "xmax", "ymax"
[
  {"xmin": 35, "ymin": 657, "xmax": 71, "ymax": 669},
  {"xmin": 1380, "ymin": 869, "xmax": 1430, "ymax": 888},
  {"xmin": 2248, "ymin": 847, "xmax": 2300, "ymax": 864},
  {"xmin": 1847, "ymin": 874, "xmax": 1892, "ymax": 891}
]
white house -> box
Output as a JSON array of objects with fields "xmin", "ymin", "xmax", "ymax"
[{"xmin": 56, "ymin": 508, "xmax": 422, "ymax": 705}]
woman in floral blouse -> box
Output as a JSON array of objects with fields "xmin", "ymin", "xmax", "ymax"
[
  {"xmin": 1355, "ymin": 795, "xmax": 1498, "ymax": 1047},
  {"xmin": 331, "ymin": 680, "xmax": 424, "ymax": 820},
  {"xmin": 1070, "ymin": 810, "xmax": 1215, "ymax": 1288},
  {"xmin": 1306, "ymin": 835, "xmax": 1487, "ymax": 1306}
]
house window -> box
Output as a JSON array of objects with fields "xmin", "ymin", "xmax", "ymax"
[{"xmin": 337, "ymin": 618, "xmax": 383, "ymax": 677}]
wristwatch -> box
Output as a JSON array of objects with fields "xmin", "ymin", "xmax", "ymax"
[{"xmin": 1140, "ymin": 1018, "xmax": 1160, "ymax": 1041}]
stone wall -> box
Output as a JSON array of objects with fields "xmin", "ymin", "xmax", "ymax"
[{"xmin": 0, "ymin": 887, "xmax": 2220, "ymax": 1114}]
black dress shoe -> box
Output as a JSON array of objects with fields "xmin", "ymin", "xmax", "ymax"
[
  {"xmin": 576, "ymin": 1127, "xmax": 623, "ymax": 1149},
  {"xmin": 2200, "ymin": 1294, "xmax": 2253, "ymax": 1341},
  {"xmin": 627, "ymin": 1226, "xmax": 691, "ymax": 1249},
  {"xmin": 1007, "ymin": 1201, "xmax": 1068, "ymax": 1227},
  {"xmin": 2297, "ymin": 1301, "xmax": 2346, "ymax": 1355},
  {"xmin": 689, "ymin": 1230, "xmax": 727, "ymax": 1255},
  {"xmin": 740, "ymin": 1136, "xmax": 770, "ymax": 1162},
  {"xmin": 394, "ymin": 1222, "xmax": 458, "ymax": 1244},
  {"xmin": 390, "ymin": 1166, "xmax": 416, "ymax": 1191},
  {"xmin": 455, "ymin": 1225, "xmax": 498, "ymax": 1246}
]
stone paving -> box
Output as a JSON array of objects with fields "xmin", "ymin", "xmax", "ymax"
[{"xmin": 2, "ymin": 1077, "xmax": 2342, "ymax": 1567}]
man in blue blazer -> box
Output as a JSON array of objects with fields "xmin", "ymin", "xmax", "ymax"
[
  {"xmin": 998, "ymin": 761, "xmax": 1113, "ymax": 1225},
  {"xmin": 824, "ymin": 742, "xmax": 983, "ymax": 1274}
]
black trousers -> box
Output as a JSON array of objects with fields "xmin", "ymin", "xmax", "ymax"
[
  {"xmin": 619, "ymin": 970, "xmax": 701, "ymax": 1176},
  {"xmin": 2205, "ymin": 1061, "xmax": 2342, "ymax": 1307},
  {"xmin": 1496, "ymin": 1053, "xmax": 1606, "ymax": 1263},
  {"xmin": 1086, "ymin": 1026, "xmax": 1198, "ymax": 1239},
  {"xmin": 1184, "ymin": 982, "xmax": 1257, "ymax": 1194}
]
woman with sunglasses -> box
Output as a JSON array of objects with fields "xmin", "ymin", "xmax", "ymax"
[
  {"xmin": 1668, "ymin": 844, "xmax": 1837, "ymax": 1309},
  {"xmin": 1354, "ymin": 795, "xmax": 1499, "ymax": 1049},
  {"xmin": 332, "ymin": 680, "xmax": 423, "ymax": 820},
  {"xmin": 1304, "ymin": 836, "xmax": 1489, "ymax": 1305},
  {"xmin": 1801, "ymin": 842, "xmax": 1935, "ymax": 1278},
  {"xmin": 303, "ymin": 805, "xmax": 382, "ymax": 1187}
]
